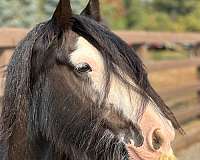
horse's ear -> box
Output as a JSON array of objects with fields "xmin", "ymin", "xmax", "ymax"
[
  {"xmin": 52, "ymin": 0, "xmax": 72, "ymax": 29},
  {"xmin": 81, "ymin": 0, "xmax": 101, "ymax": 22}
]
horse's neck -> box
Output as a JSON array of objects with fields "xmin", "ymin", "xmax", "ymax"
[
  {"xmin": 28, "ymin": 137, "xmax": 92, "ymax": 160},
  {"xmin": 6, "ymin": 120, "xmax": 28, "ymax": 160},
  {"xmin": 7, "ymin": 133, "xmax": 63, "ymax": 160},
  {"xmin": 7, "ymin": 132, "xmax": 90, "ymax": 160},
  {"xmin": 0, "ymin": 142, "xmax": 7, "ymax": 160},
  {"xmin": 27, "ymin": 140, "xmax": 65, "ymax": 160}
]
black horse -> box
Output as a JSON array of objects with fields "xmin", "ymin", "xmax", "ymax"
[{"xmin": 0, "ymin": 0, "xmax": 182, "ymax": 159}]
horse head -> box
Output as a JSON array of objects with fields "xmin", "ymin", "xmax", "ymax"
[{"xmin": 0, "ymin": 0, "xmax": 182, "ymax": 159}]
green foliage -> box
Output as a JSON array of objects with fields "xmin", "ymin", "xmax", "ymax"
[
  {"xmin": 123, "ymin": 0, "xmax": 147, "ymax": 29},
  {"xmin": 102, "ymin": 0, "xmax": 200, "ymax": 32},
  {"xmin": 0, "ymin": 0, "xmax": 36, "ymax": 27},
  {"xmin": 152, "ymin": 0, "xmax": 196, "ymax": 16},
  {"xmin": 179, "ymin": 3, "xmax": 200, "ymax": 32},
  {"xmin": 150, "ymin": 50, "xmax": 189, "ymax": 61},
  {"xmin": 1, "ymin": 0, "xmax": 200, "ymax": 32},
  {"xmin": 0, "ymin": 0, "xmax": 88, "ymax": 27},
  {"xmin": 101, "ymin": 3, "xmax": 126, "ymax": 29}
]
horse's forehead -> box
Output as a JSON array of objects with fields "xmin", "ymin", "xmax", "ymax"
[
  {"xmin": 69, "ymin": 36, "xmax": 104, "ymax": 72},
  {"xmin": 69, "ymin": 36, "xmax": 105, "ymax": 92}
]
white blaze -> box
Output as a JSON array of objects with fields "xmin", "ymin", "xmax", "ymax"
[{"xmin": 70, "ymin": 37, "xmax": 145, "ymax": 121}]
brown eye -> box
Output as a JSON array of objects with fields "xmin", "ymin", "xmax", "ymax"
[
  {"xmin": 152, "ymin": 129, "xmax": 163, "ymax": 150},
  {"xmin": 75, "ymin": 63, "xmax": 92, "ymax": 73}
]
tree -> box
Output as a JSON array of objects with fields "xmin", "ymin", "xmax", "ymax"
[
  {"xmin": 101, "ymin": 0, "xmax": 126, "ymax": 29},
  {"xmin": 151, "ymin": 0, "xmax": 200, "ymax": 31},
  {"xmin": 152, "ymin": 0, "xmax": 196, "ymax": 17},
  {"xmin": 123, "ymin": 0, "xmax": 147, "ymax": 29},
  {"xmin": 0, "ymin": 0, "xmax": 35, "ymax": 27},
  {"xmin": 0, "ymin": 0, "xmax": 88, "ymax": 28}
]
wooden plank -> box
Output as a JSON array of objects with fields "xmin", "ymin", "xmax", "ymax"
[
  {"xmin": 115, "ymin": 31, "xmax": 200, "ymax": 44},
  {"xmin": 1, "ymin": 28, "xmax": 200, "ymax": 48},
  {"xmin": 159, "ymin": 82, "xmax": 200, "ymax": 100},
  {"xmin": 173, "ymin": 120, "xmax": 200, "ymax": 152},
  {"xmin": 197, "ymin": 66, "xmax": 200, "ymax": 100},
  {"xmin": 0, "ymin": 49, "xmax": 13, "ymax": 65},
  {"xmin": 0, "ymin": 28, "xmax": 28, "ymax": 48},
  {"xmin": 173, "ymin": 105, "xmax": 200, "ymax": 124},
  {"xmin": 0, "ymin": 77, "xmax": 5, "ymax": 97},
  {"xmin": 145, "ymin": 58, "xmax": 200, "ymax": 72}
]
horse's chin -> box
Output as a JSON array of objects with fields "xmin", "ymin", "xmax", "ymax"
[
  {"xmin": 126, "ymin": 145, "xmax": 177, "ymax": 160},
  {"xmin": 127, "ymin": 147, "xmax": 142, "ymax": 160}
]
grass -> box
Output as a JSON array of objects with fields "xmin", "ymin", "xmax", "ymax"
[{"xmin": 150, "ymin": 50, "xmax": 189, "ymax": 61}]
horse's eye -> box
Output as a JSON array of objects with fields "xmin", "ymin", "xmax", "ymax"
[{"xmin": 75, "ymin": 63, "xmax": 92, "ymax": 73}]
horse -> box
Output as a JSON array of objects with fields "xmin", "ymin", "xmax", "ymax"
[{"xmin": 0, "ymin": 0, "xmax": 182, "ymax": 159}]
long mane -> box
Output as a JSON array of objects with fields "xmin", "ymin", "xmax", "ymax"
[{"xmin": 0, "ymin": 21, "xmax": 59, "ymax": 157}]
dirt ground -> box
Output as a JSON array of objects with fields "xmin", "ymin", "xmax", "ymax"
[{"xmin": 176, "ymin": 142, "xmax": 200, "ymax": 160}]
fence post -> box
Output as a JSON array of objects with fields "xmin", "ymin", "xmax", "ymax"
[
  {"xmin": 137, "ymin": 44, "xmax": 150, "ymax": 61},
  {"xmin": 197, "ymin": 66, "xmax": 200, "ymax": 101}
]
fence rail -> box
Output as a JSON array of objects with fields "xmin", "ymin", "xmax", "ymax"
[
  {"xmin": 173, "ymin": 120, "xmax": 200, "ymax": 152},
  {"xmin": 146, "ymin": 58, "xmax": 200, "ymax": 72},
  {"xmin": 174, "ymin": 105, "xmax": 200, "ymax": 124},
  {"xmin": 160, "ymin": 82, "xmax": 200, "ymax": 100},
  {"xmin": 0, "ymin": 28, "xmax": 28, "ymax": 48}
]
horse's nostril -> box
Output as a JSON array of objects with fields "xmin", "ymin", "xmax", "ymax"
[
  {"xmin": 124, "ymin": 135, "xmax": 144, "ymax": 148},
  {"xmin": 152, "ymin": 129, "xmax": 163, "ymax": 150},
  {"xmin": 131, "ymin": 124, "xmax": 144, "ymax": 147},
  {"xmin": 123, "ymin": 127, "xmax": 144, "ymax": 147},
  {"xmin": 133, "ymin": 134, "xmax": 144, "ymax": 147}
]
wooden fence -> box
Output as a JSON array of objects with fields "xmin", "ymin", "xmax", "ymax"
[
  {"xmin": 0, "ymin": 28, "xmax": 200, "ymax": 153},
  {"xmin": 146, "ymin": 59, "xmax": 200, "ymax": 152},
  {"xmin": 2, "ymin": 28, "xmax": 200, "ymax": 48}
]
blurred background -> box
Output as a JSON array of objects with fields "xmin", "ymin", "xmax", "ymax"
[{"xmin": 0, "ymin": 0, "xmax": 200, "ymax": 159}]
